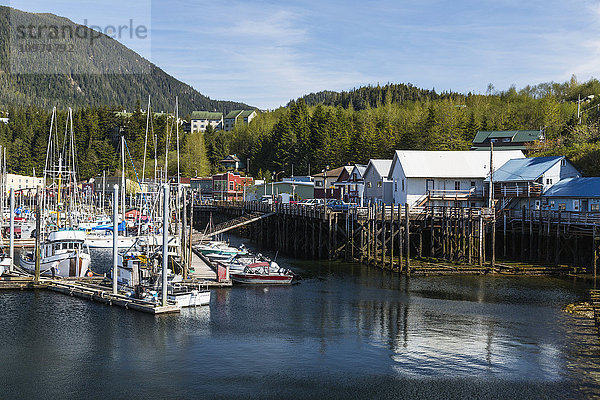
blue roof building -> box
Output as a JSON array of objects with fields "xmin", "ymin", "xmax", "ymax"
[
  {"xmin": 542, "ymin": 177, "xmax": 600, "ymax": 212},
  {"xmin": 485, "ymin": 156, "xmax": 580, "ymax": 203}
]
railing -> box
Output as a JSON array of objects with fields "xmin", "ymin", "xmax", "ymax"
[
  {"xmin": 489, "ymin": 183, "xmax": 543, "ymax": 198},
  {"xmin": 427, "ymin": 188, "xmax": 482, "ymax": 200},
  {"xmin": 195, "ymin": 200, "xmax": 497, "ymax": 222},
  {"xmin": 501, "ymin": 209, "xmax": 600, "ymax": 225}
]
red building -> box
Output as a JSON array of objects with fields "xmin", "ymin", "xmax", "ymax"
[{"xmin": 212, "ymin": 172, "xmax": 253, "ymax": 201}]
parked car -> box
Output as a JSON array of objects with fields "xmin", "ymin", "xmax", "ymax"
[
  {"xmin": 326, "ymin": 199, "xmax": 358, "ymax": 212},
  {"xmin": 260, "ymin": 195, "xmax": 273, "ymax": 205},
  {"xmin": 298, "ymin": 198, "xmax": 325, "ymax": 207}
]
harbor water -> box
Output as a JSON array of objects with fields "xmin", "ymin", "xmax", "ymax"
[{"xmin": 2, "ymin": 241, "xmax": 600, "ymax": 399}]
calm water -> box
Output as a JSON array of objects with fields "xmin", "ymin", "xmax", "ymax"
[{"xmin": 2, "ymin": 241, "xmax": 600, "ymax": 399}]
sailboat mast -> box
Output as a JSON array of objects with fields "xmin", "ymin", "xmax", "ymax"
[
  {"xmin": 142, "ymin": 96, "xmax": 150, "ymax": 184},
  {"xmin": 176, "ymin": 96, "xmax": 180, "ymax": 185},
  {"xmin": 121, "ymin": 135, "xmax": 126, "ymax": 235}
]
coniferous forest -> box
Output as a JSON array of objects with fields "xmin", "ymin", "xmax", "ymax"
[{"xmin": 2, "ymin": 78, "xmax": 600, "ymax": 182}]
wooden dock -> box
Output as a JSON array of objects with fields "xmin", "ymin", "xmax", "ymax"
[{"xmin": 0, "ymin": 273, "xmax": 180, "ymax": 314}]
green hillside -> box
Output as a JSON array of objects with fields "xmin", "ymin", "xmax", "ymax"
[{"xmin": 0, "ymin": 6, "xmax": 249, "ymax": 114}]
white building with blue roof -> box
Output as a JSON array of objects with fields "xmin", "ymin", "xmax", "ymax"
[
  {"xmin": 485, "ymin": 156, "xmax": 580, "ymax": 209},
  {"xmin": 542, "ymin": 178, "xmax": 600, "ymax": 212}
]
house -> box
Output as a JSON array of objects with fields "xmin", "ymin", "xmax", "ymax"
[
  {"xmin": 363, "ymin": 160, "xmax": 393, "ymax": 204},
  {"xmin": 485, "ymin": 156, "xmax": 580, "ymax": 210},
  {"xmin": 219, "ymin": 155, "xmax": 245, "ymax": 171},
  {"xmin": 190, "ymin": 111, "xmax": 223, "ymax": 132},
  {"xmin": 94, "ymin": 176, "xmax": 141, "ymax": 195},
  {"xmin": 5, "ymin": 174, "xmax": 44, "ymax": 194},
  {"xmin": 223, "ymin": 110, "xmax": 257, "ymax": 131},
  {"xmin": 471, "ymin": 130, "xmax": 545, "ymax": 152},
  {"xmin": 0, "ymin": 118, "xmax": 8, "ymax": 124},
  {"xmin": 247, "ymin": 177, "xmax": 314, "ymax": 201},
  {"xmin": 190, "ymin": 177, "xmax": 214, "ymax": 198},
  {"xmin": 542, "ymin": 178, "xmax": 600, "ymax": 212},
  {"xmin": 388, "ymin": 150, "xmax": 524, "ymax": 207},
  {"xmin": 212, "ymin": 172, "xmax": 252, "ymax": 201},
  {"xmin": 312, "ymin": 166, "xmax": 352, "ymax": 199},
  {"xmin": 334, "ymin": 164, "xmax": 367, "ymax": 204}
]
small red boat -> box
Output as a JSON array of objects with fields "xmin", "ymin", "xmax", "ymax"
[{"xmin": 230, "ymin": 261, "xmax": 294, "ymax": 284}]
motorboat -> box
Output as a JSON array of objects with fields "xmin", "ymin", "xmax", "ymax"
[
  {"xmin": 19, "ymin": 230, "xmax": 91, "ymax": 278},
  {"xmin": 230, "ymin": 261, "xmax": 294, "ymax": 284},
  {"xmin": 196, "ymin": 241, "xmax": 247, "ymax": 258}
]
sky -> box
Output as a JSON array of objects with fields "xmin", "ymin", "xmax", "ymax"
[{"xmin": 4, "ymin": 0, "xmax": 600, "ymax": 109}]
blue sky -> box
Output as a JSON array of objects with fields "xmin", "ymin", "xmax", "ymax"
[{"xmin": 4, "ymin": 0, "xmax": 600, "ymax": 109}]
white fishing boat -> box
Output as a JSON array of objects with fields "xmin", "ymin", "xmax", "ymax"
[{"xmin": 19, "ymin": 230, "xmax": 91, "ymax": 278}]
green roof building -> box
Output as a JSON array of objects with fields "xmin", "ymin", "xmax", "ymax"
[
  {"xmin": 190, "ymin": 111, "xmax": 223, "ymax": 132},
  {"xmin": 224, "ymin": 109, "xmax": 257, "ymax": 131},
  {"xmin": 471, "ymin": 130, "xmax": 545, "ymax": 152}
]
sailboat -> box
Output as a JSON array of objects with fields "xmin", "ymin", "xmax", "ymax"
[{"xmin": 20, "ymin": 107, "xmax": 91, "ymax": 278}]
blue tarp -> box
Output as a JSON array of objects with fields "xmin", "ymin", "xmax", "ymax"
[{"xmin": 92, "ymin": 221, "xmax": 126, "ymax": 232}]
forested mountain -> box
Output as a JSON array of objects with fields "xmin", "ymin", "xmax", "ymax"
[{"xmin": 0, "ymin": 6, "xmax": 249, "ymax": 114}]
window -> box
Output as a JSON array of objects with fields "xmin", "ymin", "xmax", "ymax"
[
  {"xmin": 558, "ymin": 203, "xmax": 566, "ymax": 211},
  {"xmin": 592, "ymin": 204, "xmax": 600, "ymax": 212},
  {"xmin": 490, "ymin": 138, "xmax": 498, "ymax": 143},
  {"xmin": 454, "ymin": 181, "xmax": 460, "ymax": 190},
  {"xmin": 316, "ymin": 181, "xmax": 323, "ymax": 187},
  {"xmin": 470, "ymin": 181, "xmax": 476, "ymax": 187},
  {"xmin": 367, "ymin": 182, "xmax": 372, "ymax": 188},
  {"xmin": 546, "ymin": 178, "xmax": 553, "ymax": 185},
  {"xmin": 550, "ymin": 201, "xmax": 555, "ymax": 208},
  {"xmin": 394, "ymin": 181, "xmax": 398, "ymax": 192},
  {"xmin": 402, "ymin": 179, "xmax": 405, "ymax": 192},
  {"xmin": 502, "ymin": 138, "xmax": 510, "ymax": 142},
  {"xmin": 561, "ymin": 159, "xmax": 566, "ymax": 166},
  {"xmin": 229, "ymin": 182, "xmax": 234, "ymax": 191},
  {"xmin": 377, "ymin": 181, "xmax": 382, "ymax": 188}
]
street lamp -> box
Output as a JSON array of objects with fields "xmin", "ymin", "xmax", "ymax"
[{"xmin": 577, "ymin": 94, "xmax": 595, "ymax": 124}]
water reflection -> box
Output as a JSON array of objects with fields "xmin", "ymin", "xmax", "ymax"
[{"xmin": 0, "ymin": 243, "xmax": 598, "ymax": 398}]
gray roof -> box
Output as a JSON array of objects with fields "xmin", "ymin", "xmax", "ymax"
[
  {"xmin": 486, "ymin": 156, "xmax": 564, "ymax": 182},
  {"xmin": 352, "ymin": 164, "xmax": 367, "ymax": 178},
  {"xmin": 365, "ymin": 159, "xmax": 392, "ymax": 179},
  {"xmin": 543, "ymin": 178, "xmax": 600, "ymax": 198}
]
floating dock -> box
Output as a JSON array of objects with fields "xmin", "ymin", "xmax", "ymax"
[{"xmin": 0, "ymin": 272, "xmax": 181, "ymax": 314}]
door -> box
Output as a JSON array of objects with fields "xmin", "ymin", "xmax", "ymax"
[
  {"xmin": 426, "ymin": 179, "xmax": 434, "ymax": 194},
  {"xmin": 582, "ymin": 200, "xmax": 588, "ymax": 212}
]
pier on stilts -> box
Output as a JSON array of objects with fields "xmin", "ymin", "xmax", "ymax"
[{"xmin": 194, "ymin": 201, "xmax": 600, "ymax": 276}]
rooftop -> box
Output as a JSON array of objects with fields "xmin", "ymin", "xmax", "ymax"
[
  {"xmin": 365, "ymin": 159, "xmax": 392, "ymax": 179},
  {"xmin": 543, "ymin": 177, "xmax": 600, "ymax": 198},
  {"xmin": 472, "ymin": 130, "xmax": 544, "ymax": 144},
  {"xmin": 191, "ymin": 111, "xmax": 223, "ymax": 120},
  {"xmin": 486, "ymin": 156, "xmax": 566, "ymax": 182},
  {"xmin": 390, "ymin": 150, "xmax": 525, "ymax": 179}
]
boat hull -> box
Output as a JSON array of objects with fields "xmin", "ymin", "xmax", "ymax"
[
  {"xmin": 20, "ymin": 252, "xmax": 91, "ymax": 278},
  {"xmin": 168, "ymin": 290, "xmax": 211, "ymax": 307}
]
